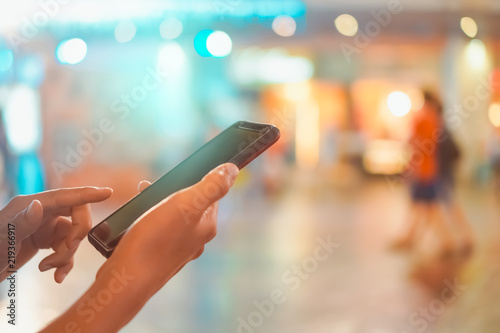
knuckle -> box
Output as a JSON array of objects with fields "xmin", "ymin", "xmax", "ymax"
[
  {"xmin": 193, "ymin": 247, "xmax": 205, "ymax": 259},
  {"xmin": 204, "ymin": 224, "xmax": 217, "ymax": 241},
  {"xmin": 206, "ymin": 172, "xmax": 226, "ymax": 189},
  {"xmin": 53, "ymin": 194, "xmax": 64, "ymax": 206}
]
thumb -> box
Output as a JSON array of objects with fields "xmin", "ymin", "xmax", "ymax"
[{"xmin": 182, "ymin": 163, "xmax": 239, "ymax": 213}]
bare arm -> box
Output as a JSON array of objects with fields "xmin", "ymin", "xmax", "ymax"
[{"xmin": 41, "ymin": 163, "xmax": 239, "ymax": 333}]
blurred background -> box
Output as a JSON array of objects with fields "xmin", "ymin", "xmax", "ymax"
[{"xmin": 1, "ymin": 0, "xmax": 500, "ymax": 332}]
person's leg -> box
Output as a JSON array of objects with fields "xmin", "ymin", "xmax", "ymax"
[
  {"xmin": 428, "ymin": 202, "xmax": 455, "ymax": 253},
  {"xmin": 393, "ymin": 201, "xmax": 425, "ymax": 249},
  {"xmin": 446, "ymin": 200, "xmax": 474, "ymax": 254},
  {"xmin": 439, "ymin": 179, "xmax": 474, "ymax": 254}
]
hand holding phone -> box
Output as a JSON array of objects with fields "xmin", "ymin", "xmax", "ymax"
[
  {"xmin": 96, "ymin": 163, "xmax": 239, "ymax": 287},
  {"xmin": 89, "ymin": 121, "xmax": 280, "ymax": 257},
  {"xmin": 41, "ymin": 164, "xmax": 239, "ymax": 333}
]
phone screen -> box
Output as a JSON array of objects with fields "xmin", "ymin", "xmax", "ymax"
[{"xmin": 90, "ymin": 122, "xmax": 276, "ymax": 252}]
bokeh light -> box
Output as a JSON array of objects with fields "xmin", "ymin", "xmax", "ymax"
[
  {"xmin": 193, "ymin": 29, "xmax": 213, "ymax": 57},
  {"xmin": 114, "ymin": 20, "xmax": 137, "ymax": 43},
  {"xmin": 4, "ymin": 85, "xmax": 42, "ymax": 154},
  {"xmin": 160, "ymin": 17, "xmax": 183, "ymax": 40},
  {"xmin": 387, "ymin": 91, "xmax": 412, "ymax": 117},
  {"xmin": 284, "ymin": 82, "xmax": 310, "ymax": 102},
  {"xmin": 206, "ymin": 31, "xmax": 232, "ymax": 58},
  {"xmin": 56, "ymin": 38, "xmax": 88, "ymax": 65},
  {"xmin": 0, "ymin": 49, "xmax": 13, "ymax": 71},
  {"xmin": 231, "ymin": 48, "xmax": 314, "ymax": 84},
  {"xmin": 460, "ymin": 17, "xmax": 478, "ymax": 38},
  {"xmin": 466, "ymin": 39, "xmax": 487, "ymax": 69},
  {"xmin": 335, "ymin": 14, "xmax": 358, "ymax": 37},
  {"xmin": 488, "ymin": 103, "xmax": 500, "ymax": 127},
  {"xmin": 272, "ymin": 15, "xmax": 297, "ymax": 37},
  {"xmin": 158, "ymin": 42, "xmax": 186, "ymax": 75},
  {"xmin": 17, "ymin": 55, "xmax": 45, "ymax": 87}
]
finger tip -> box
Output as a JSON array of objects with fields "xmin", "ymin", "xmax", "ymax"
[
  {"xmin": 221, "ymin": 163, "xmax": 239, "ymax": 185},
  {"xmin": 27, "ymin": 199, "xmax": 43, "ymax": 217},
  {"xmin": 56, "ymin": 272, "xmax": 67, "ymax": 284},
  {"xmin": 101, "ymin": 187, "xmax": 113, "ymax": 196},
  {"xmin": 90, "ymin": 186, "xmax": 113, "ymax": 195},
  {"xmin": 225, "ymin": 163, "xmax": 239, "ymax": 177},
  {"xmin": 39, "ymin": 263, "xmax": 52, "ymax": 272}
]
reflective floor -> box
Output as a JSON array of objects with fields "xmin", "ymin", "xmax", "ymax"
[{"xmin": 1, "ymin": 168, "xmax": 500, "ymax": 333}]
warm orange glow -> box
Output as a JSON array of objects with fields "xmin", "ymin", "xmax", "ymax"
[
  {"xmin": 488, "ymin": 103, "xmax": 500, "ymax": 127},
  {"xmin": 284, "ymin": 82, "xmax": 310, "ymax": 102},
  {"xmin": 295, "ymin": 101, "xmax": 320, "ymax": 169}
]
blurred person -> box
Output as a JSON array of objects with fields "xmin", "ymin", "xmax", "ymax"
[
  {"xmin": 486, "ymin": 126, "xmax": 500, "ymax": 193},
  {"xmin": 0, "ymin": 163, "xmax": 238, "ymax": 332},
  {"xmin": 393, "ymin": 92, "xmax": 454, "ymax": 254},
  {"xmin": 431, "ymin": 93, "xmax": 475, "ymax": 255}
]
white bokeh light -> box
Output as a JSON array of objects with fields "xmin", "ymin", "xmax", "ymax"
[
  {"xmin": 466, "ymin": 39, "xmax": 487, "ymax": 69},
  {"xmin": 56, "ymin": 38, "xmax": 88, "ymax": 65},
  {"xmin": 272, "ymin": 15, "xmax": 297, "ymax": 37},
  {"xmin": 157, "ymin": 42, "xmax": 186, "ymax": 74},
  {"xmin": 114, "ymin": 20, "xmax": 137, "ymax": 43},
  {"xmin": 206, "ymin": 31, "xmax": 232, "ymax": 58},
  {"xmin": 387, "ymin": 91, "xmax": 412, "ymax": 117},
  {"xmin": 160, "ymin": 17, "xmax": 183, "ymax": 40},
  {"xmin": 4, "ymin": 85, "xmax": 42, "ymax": 154}
]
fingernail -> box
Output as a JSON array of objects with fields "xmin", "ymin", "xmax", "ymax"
[
  {"xmin": 225, "ymin": 163, "xmax": 239, "ymax": 181},
  {"xmin": 28, "ymin": 200, "xmax": 36, "ymax": 209},
  {"xmin": 40, "ymin": 264, "xmax": 52, "ymax": 272},
  {"xmin": 26, "ymin": 200, "xmax": 39, "ymax": 217},
  {"xmin": 91, "ymin": 186, "xmax": 112, "ymax": 192},
  {"xmin": 70, "ymin": 239, "xmax": 81, "ymax": 249}
]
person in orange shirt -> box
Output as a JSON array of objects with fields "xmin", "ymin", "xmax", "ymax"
[{"xmin": 394, "ymin": 92, "xmax": 454, "ymax": 254}]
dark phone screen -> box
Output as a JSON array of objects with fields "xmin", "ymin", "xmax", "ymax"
[{"xmin": 91, "ymin": 124, "xmax": 264, "ymax": 249}]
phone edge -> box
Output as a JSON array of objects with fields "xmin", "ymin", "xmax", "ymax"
[{"xmin": 88, "ymin": 121, "xmax": 280, "ymax": 258}]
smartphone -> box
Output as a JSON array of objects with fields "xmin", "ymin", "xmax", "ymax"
[{"xmin": 88, "ymin": 121, "xmax": 280, "ymax": 258}]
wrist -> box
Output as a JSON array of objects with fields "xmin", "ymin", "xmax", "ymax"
[
  {"xmin": 104, "ymin": 247, "xmax": 184, "ymax": 293},
  {"xmin": 41, "ymin": 262, "xmax": 154, "ymax": 333}
]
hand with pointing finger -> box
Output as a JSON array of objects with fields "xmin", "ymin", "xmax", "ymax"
[
  {"xmin": 40, "ymin": 164, "xmax": 239, "ymax": 333},
  {"xmin": 0, "ymin": 186, "xmax": 112, "ymax": 283}
]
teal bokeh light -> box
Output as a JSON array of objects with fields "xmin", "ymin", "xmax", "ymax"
[
  {"xmin": 194, "ymin": 30, "xmax": 213, "ymax": 57},
  {"xmin": 18, "ymin": 55, "xmax": 45, "ymax": 87},
  {"xmin": 0, "ymin": 49, "xmax": 14, "ymax": 71}
]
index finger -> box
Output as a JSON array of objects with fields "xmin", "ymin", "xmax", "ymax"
[
  {"xmin": 65, "ymin": 204, "xmax": 93, "ymax": 250},
  {"xmin": 32, "ymin": 187, "xmax": 112, "ymax": 214}
]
